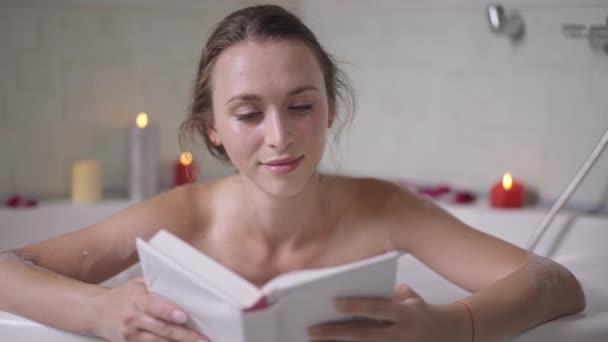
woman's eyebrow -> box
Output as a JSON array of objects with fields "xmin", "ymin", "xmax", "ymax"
[
  {"xmin": 225, "ymin": 94, "xmax": 261, "ymax": 105},
  {"xmin": 286, "ymin": 85, "xmax": 319, "ymax": 96},
  {"xmin": 225, "ymin": 85, "xmax": 319, "ymax": 105}
]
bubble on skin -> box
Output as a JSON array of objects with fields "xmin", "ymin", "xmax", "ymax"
[
  {"xmin": 78, "ymin": 244, "xmax": 137, "ymax": 280},
  {"xmin": 117, "ymin": 243, "xmax": 132, "ymax": 260},
  {"xmin": 378, "ymin": 217, "xmax": 396, "ymax": 252},
  {"xmin": 117, "ymin": 230, "xmax": 149, "ymax": 261},
  {"xmin": 422, "ymin": 197, "xmax": 436, "ymax": 209},
  {"xmin": 411, "ymin": 190, "xmax": 439, "ymax": 211},
  {"xmin": 384, "ymin": 237, "xmax": 396, "ymax": 252},
  {"xmin": 0, "ymin": 252, "xmax": 52, "ymax": 273},
  {"xmin": 78, "ymin": 248, "xmax": 102, "ymax": 279},
  {"xmin": 0, "ymin": 252, "xmax": 34, "ymax": 264},
  {"xmin": 74, "ymin": 234, "xmax": 142, "ymax": 279},
  {"xmin": 522, "ymin": 253, "xmax": 585, "ymax": 327},
  {"xmin": 2, "ymin": 251, "xmax": 103, "ymax": 280},
  {"xmin": 371, "ymin": 188, "xmax": 405, "ymax": 253}
]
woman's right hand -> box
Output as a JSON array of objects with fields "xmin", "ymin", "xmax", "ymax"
[{"xmin": 95, "ymin": 277, "xmax": 209, "ymax": 342}]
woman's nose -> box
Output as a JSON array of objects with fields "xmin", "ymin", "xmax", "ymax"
[{"xmin": 265, "ymin": 110, "xmax": 292, "ymax": 151}]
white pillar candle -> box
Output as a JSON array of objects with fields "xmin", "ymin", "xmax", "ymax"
[
  {"xmin": 71, "ymin": 159, "xmax": 102, "ymax": 204},
  {"xmin": 129, "ymin": 112, "xmax": 159, "ymax": 201}
]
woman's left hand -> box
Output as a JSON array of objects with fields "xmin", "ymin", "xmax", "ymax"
[{"xmin": 308, "ymin": 284, "xmax": 444, "ymax": 342}]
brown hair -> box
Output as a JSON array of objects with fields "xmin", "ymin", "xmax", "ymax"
[{"xmin": 179, "ymin": 4, "xmax": 354, "ymax": 162}]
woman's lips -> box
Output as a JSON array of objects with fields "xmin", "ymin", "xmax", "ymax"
[{"xmin": 263, "ymin": 156, "xmax": 303, "ymax": 175}]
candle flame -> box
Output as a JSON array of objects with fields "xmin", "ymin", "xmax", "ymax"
[
  {"xmin": 502, "ymin": 172, "xmax": 513, "ymax": 190},
  {"xmin": 136, "ymin": 112, "xmax": 149, "ymax": 128},
  {"xmin": 180, "ymin": 152, "xmax": 193, "ymax": 166}
]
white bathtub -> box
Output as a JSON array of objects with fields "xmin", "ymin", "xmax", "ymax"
[{"xmin": 1, "ymin": 199, "xmax": 607, "ymax": 341}]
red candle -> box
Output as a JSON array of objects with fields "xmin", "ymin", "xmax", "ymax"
[
  {"xmin": 174, "ymin": 152, "xmax": 198, "ymax": 186},
  {"xmin": 490, "ymin": 172, "xmax": 524, "ymax": 208}
]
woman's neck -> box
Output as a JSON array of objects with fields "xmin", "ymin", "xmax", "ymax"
[{"xmin": 232, "ymin": 172, "xmax": 333, "ymax": 250}]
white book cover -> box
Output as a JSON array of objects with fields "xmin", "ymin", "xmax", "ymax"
[{"xmin": 136, "ymin": 229, "xmax": 401, "ymax": 342}]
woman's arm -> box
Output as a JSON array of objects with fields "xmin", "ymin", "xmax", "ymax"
[
  {"xmin": 456, "ymin": 253, "xmax": 586, "ymax": 342},
  {"xmin": 385, "ymin": 181, "xmax": 586, "ymax": 341},
  {"xmin": 0, "ymin": 252, "xmax": 106, "ymax": 336},
  {"xmin": 0, "ymin": 185, "xmax": 207, "ymax": 339},
  {"xmin": 309, "ymin": 179, "xmax": 585, "ymax": 342}
]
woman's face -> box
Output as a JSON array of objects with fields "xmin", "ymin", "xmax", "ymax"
[{"xmin": 209, "ymin": 39, "xmax": 333, "ymax": 197}]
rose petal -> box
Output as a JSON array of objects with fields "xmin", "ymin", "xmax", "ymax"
[
  {"xmin": 6, "ymin": 195, "xmax": 21, "ymax": 207},
  {"xmin": 453, "ymin": 191, "xmax": 476, "ymax": 204}
]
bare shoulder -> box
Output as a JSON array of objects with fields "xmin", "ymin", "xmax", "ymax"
[
  {"xmin": 336, "ymin": 176, "xmax": 529, "ymax": 291},
  {"xmin": 328, "ymin": 175, "xmax": 456, "ymax": 250},
  {"xmin": 126, "ymin": 179, "xmax": 218, "ymax": 239},
  {"xmin": 329, "ymin": 175, "xmax": 426, "ymax": 215},
  {"xmin": 321, "ymin": 176, "xmax": 425, "ymax": 251},
  {"xmin": 80, "ymin": 178, "xmax": 218, "ymax": 241}
]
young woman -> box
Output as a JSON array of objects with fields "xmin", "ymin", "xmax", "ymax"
[{"xmin": 0, "ymin": 5, "xmax": 585, "ymax": 342}]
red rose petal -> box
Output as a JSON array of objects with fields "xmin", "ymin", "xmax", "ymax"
[
  {"xmin": 24, "ymin": 199, "xmax": 38, "ymax": 207},
  {"xmin": 453, "ymin": 191, "xmax": 476, "ymax": 204}
]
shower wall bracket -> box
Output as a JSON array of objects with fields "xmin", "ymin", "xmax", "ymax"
[
  {"xmin": 562, "ymin": 16, "xmax": 608, "ymax": 55},
  {"xmin": 487, "ymin": 4, "xmax": 525, "ymax": 40}
]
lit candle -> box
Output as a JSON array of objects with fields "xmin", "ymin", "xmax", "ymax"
[
  {"xmin": 71, "ymin": 159, "xmax": 102, "ymax": 204},
  {"xmin": 490, "ymin": 172, "xmax": 525, "ymax": 208},
  {"xmin": 174, "ymin": 151, "xmax": 198, "ymax": 186},
  {"xmin": 129, "ymin": 112, "xmax": 159, "ymax": 201}
]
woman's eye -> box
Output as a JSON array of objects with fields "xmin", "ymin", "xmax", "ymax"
[
  {"xmin": 289, "ymin": 104, "xmax": 313, "ymax": 112},
  {"xmin": 236, "ymin": 112, "xmax": 262, "ymax": 121}
]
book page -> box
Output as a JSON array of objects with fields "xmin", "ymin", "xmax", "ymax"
[
  {"xmin": 241, "ymin": 301, "xmax": 282, "ymax": 342},
  {"xmin": 136, "ymin": 238, "xmax": 247, "ymax": 340},
  {"xmin": 146, "ymin": 230, "xmax": 263, "ymax": 308},
  {"xmin": 275, "ymin": 253, "xmax": 400, "ymax": 341},
  {"xmin": 261, "ymin": 251, "xmax": 401, "ymax": 295}
]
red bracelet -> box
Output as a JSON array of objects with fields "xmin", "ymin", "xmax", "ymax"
[{"xmin": 456, "ymin": 301, "xmax": 475, "ymax": 342}]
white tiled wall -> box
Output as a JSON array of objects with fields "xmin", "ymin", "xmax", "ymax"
[
  {"xmin": 1, "ymin": 0, "xmax": 607, "ymax": 210},
  {"xmin": 0, "ymin": 0, "xmax": 297, "ymax": 199},
  {"xmin": 306, "ymin": 0, "xmax": 608, "ymax": 209}
]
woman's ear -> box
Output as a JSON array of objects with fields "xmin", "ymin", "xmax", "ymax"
[{"xmin": 206, "ymin": 120, "xmax": 222, "ymax": 146}]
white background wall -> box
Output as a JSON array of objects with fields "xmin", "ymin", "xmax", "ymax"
[{"xmin": 1, "ymin": 0, "xmax": 607, "ymax": 210}]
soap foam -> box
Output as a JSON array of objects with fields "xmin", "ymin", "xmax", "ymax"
[
  {"xmin": 0, "ymin": 252, "xmax": 52, "ymax": 273},
  {"xmin": 522, "ymin": 253, "xmax": 585, "ymax": 326}
]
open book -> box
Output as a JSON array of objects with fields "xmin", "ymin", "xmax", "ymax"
[{"xmin": 136, "ymin": 229, "xmax": 401, "ymax": 342}]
